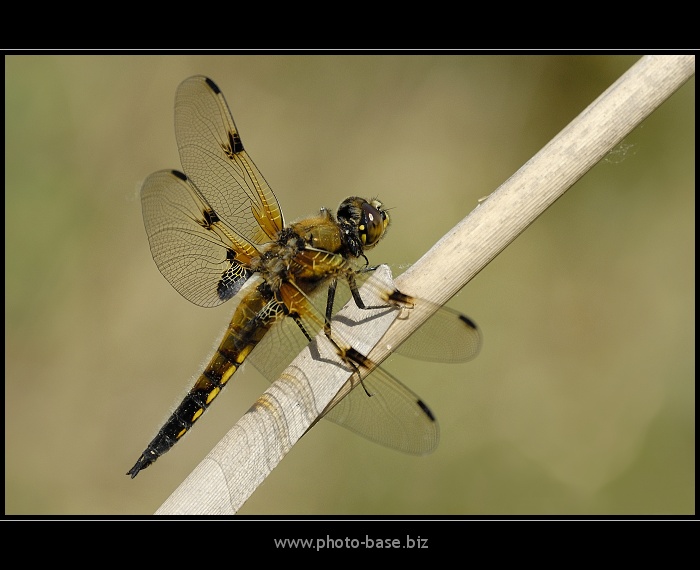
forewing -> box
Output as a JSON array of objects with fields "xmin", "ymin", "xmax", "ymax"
[
  {"xmin": 141, "ymin": 169, "xmax": 259, "ymax": 308},
  {"xmin": 325, "ymin": 271, "xmax": 483, "ymax": 364},
  {"xmin": 175, "ymin": 76, "xmax": 284, "ymax": 244},
  {"xmin": 396, "ymin": 305, "xmax": 482, "ymax": 363}
]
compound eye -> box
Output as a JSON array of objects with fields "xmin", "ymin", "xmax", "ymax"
[{"xmin": 360, "ymin": 201, "xmax": 389, "ymax": 247}]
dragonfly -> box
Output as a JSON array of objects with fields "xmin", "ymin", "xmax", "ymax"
[{"xmin": 127, "ymin": 76, "xmax": 482, "ymax": 478}]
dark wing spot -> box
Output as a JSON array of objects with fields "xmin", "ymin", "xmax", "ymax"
[
  {"xmin": 201, "ymin": 207, "xmax": 220, "ymax": 228},
  {"xmin": 205, "ymin": 77, "xmax": 221, "ymax": 94},
  {"xmin": 458, "ymin": 314, "xmax": 478, "ymax": 330},
  {"xmin": 217, "ymin": 262, "xmax": 252, "ymax": 302},
  {"xmin": 387, "ymin": 289, "xmax": 413, "ymax": 305},
  {"xmin": 229, "ymin": 131, "xmax": 244, "ymax": 154},
  {"xmin": 417, "ymin": 399, "xmax": 436, "ymax": 422}
]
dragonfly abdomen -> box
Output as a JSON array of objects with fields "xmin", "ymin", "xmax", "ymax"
[{"xmin": 127, "ymin": 291, "xmax": 280, "ymax": 478}]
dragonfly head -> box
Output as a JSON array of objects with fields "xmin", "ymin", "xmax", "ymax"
[{"xmin": 337, "ymin": 197, "xmax": 390, "ymax": 257}]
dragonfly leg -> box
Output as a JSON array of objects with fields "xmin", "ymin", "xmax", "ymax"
[
  {"xmin": 346, "ymin": 272, "xmax": 415, "ymax": 312},
  {"xmin": 323, "ymin": 278, "xmax": 338, "ymax": 337},
  {"xmin": 290, "ymin": 312, "xmax": 314, "ymax": 343}
]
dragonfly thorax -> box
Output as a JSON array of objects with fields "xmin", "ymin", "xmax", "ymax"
[
  {"xmin": 252, "ymin": 240, "xmax": 301, "ymax": 292},
  {"xmin": 290, "ymin": 209, "xmax": 343, "ymax": 253}
]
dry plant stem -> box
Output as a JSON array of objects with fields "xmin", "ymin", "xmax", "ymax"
[{"xmin": 155, "ymin": 55, "xmax": 694, "ymax": 515}]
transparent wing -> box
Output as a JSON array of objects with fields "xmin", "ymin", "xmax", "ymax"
[
  {"xmin": 247, "ymin": 287, "xmax": 439, "ymax": 455},
  {"xmin": 316, "ymin": 271, "xmax": 483, "ymax": 364},
  {"xmin": 396, "ymin": 306, "xmax": 482, "ymax": 363},
  {"xmin": 175, "ymin": 76, "xmax": 284, "ymax": 244},
  {"xmin": 248, "ymin": 309, "xmax": 314, "ymax": 382},
  {"xmin": 248, "ymin": 271, "xmax": 479, "ymax": 455},
  {"xmin": 320, "ymin": 365, "xmax": 440, "ymax": 455},
  {"xmin": 140, "ymin": 169, "xmax": 259, "ymax": 308}
]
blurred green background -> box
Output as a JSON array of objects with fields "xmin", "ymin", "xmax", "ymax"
[{"xmin": 5, "ymin": 55, "xmax": 694, "ymax": 516}]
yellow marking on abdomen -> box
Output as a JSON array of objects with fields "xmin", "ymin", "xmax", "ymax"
[
  {"xmin": 206, "ymin": 387, "xmax": 221, "ymax": 404},
  {"xmin": 219, "ymin": 363, "xmax": 237, "ymax": 385},
  {"xmin": 235, "ymin": 343, "xmax": 255, "ymax": 364}
]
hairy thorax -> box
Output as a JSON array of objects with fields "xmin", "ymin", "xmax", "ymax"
[{"xmin": 251, "ymin": 209, "xmax": 347, "ymax": 295}]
